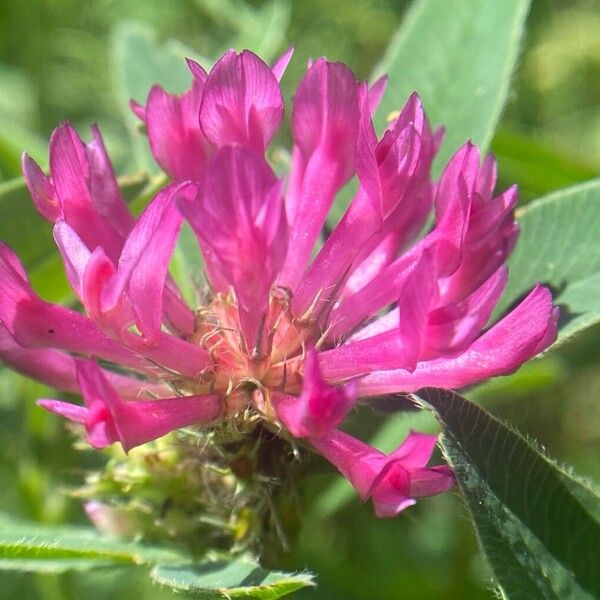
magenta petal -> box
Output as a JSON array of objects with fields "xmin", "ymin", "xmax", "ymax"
[
  {"xmin": 0, "ymin": 243, "xmax": 33, "ymax": 328},
  {"xmin": 310, "ymin": 429, "xmax": 378, "ymax": 500},
  {"xmin": 180, "ymin": 147, "xmax": 287, "ymax": 349},
  {"xmin": 81, "ymin": 247, "xmax": 128, "ymax": 336},
  {"xmin": 319, "ymin": 252, "xmax": 436, "ymax": 379},
  {"xmin": 37, "ymin": 399, "xmax": 87, "ymax": 424},
  {"xmin": 340, "ymin": 95, "xmax": 437, "ymax": 292},
  {"xmin": 342, "ymin": 230, "xmax": 403, "ymax": 297},
  {"xmin": 86, "ymin": 126, "xmax": 135, "ymax": 237},
  {"xmin": 291, "ymin": 58, "xmax": 360, "ymax": 176},
  {"xmin": 80, "ymin": 247, "xmax": 208, "ymax": 379},
  {"xmin": 279, "ymin": 60, "xmax": 362, "ymax": 289},
  {"xmin": 53, "ymin": 221, "xmax": 92, "ymax": 297},
  {"xmin": 365, "ymin": 430, "xmax": 451, "ymax": 517},
  {"xmin": 347, "ymin": 307, "xmax": 400, "ymax": 343},
  {"xmin": 199, "ymin": 49, "xmax": 284, "ymax": 151},
  {"xmin": 1, "ymin": 319, "xmax": 163, "ymax": 399},
  {"xmin": 430, "ymin": 142, "xmax": 480, "ymax": 277},
  {"xmin": 47, "ymin": 123, "xmax": 127, "ymax": 261},
  {"xmin": 476, "ymin": 154, "xmax": 498, "ymax": 201},
  {"xmin": 104, "ymin": 183, "xmax": 186, "ymax": 341},
  {"xmin": 358, "ymin": 284, "xmax": 558, "ymax": 395},
  {"xmin": 290, "ymin": 85, "xmax": 382, "ymax": 315},
  {"xmin": 12, "ymin": 301, "xmax": 151, "ymax": 374},
  {"xmin": 129, "ymin": 99, "xmax": 146, "ymax": 121},
  {"xmin": 310, "ymin": 428, "xmax": 452, "ymax": 516},
  {"xmin": 145, "ymin": 81, "xmax": 211, "ymax": 180},
  {"xmin": 22, "ymin": 153, "xmax": 60, "ymax": 221},
  {"xmin": 284, "ymin": 145, "xmax": 306, "ymax": 226},
  {"xmin": 278, "ymin": 146, "xmax": 348, "ymax": 290},
  {"xmin": 426, "ymin": 266, "xmax": 508, "ymax": 354},
  {"xmin": 271, "ymin": 46, "xmax": 294, "ymax": 82},
  {"xmin": 0, "ymin": 242, "xmax": 151, "ymax": 374},
  {"xmin": 318, "ymin": 328, "xmax": 414, "ymax": 381},
  {"xmin": 386, "ymin": 431, "xmax": 439, "ymax": 468},
  {"xmin": 440, "ymin": 183, "xmax": 519, "ymax": 304},
  {"xmin": 409, "ymin": 465, "xmax": 455, "ymax": 497},
  {"xmin": 186, "ymin": 58, "xmax": 208, "ymax": 83},
  {"xmin": 75, "ymin": 360, "xmax": 222, "ymax": 452},
  {"xmin": 276, "ymin": 349, "xmax": 356, "ymax": 438},
  {"xmin": 368, "ymin": 75, "xmax": 388, "ymax": 115},
  {"xmin": 395, "ymin": 250, "xmax": 436, "ymax": 368},
  {"xmin": 0, "ymin": 324, "xmax": 78, "ymax": 392},
  {"xmin": 328, "ymin": 246, "xmax": 421, "ymax": 341},
  {"xmin": 368, "ymin": 462, "xmax": 415, "ymax": 517}
]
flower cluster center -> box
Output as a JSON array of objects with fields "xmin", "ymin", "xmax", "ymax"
[{"xmin": 188, "ymin": 289, "xmax": 318, "ymax": 416}]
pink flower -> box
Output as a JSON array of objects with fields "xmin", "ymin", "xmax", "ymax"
[
  {"xmin": 39, "ymin": 360, "xmax": 221, "ymax": 452},
  {"xmin": 311, "ymin": 430, "xmax": 454, "ymax": 518},
  {"xmin": 1, "ymin": 47, "xmax": 558, "ymax": 517}
]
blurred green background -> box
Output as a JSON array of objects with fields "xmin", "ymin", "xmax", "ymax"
[{"xmin": 0, "ymin": 0, "xmax": 599, "ymax": 598}]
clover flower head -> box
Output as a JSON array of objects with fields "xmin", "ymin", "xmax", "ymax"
[{"xmin": 1, "ymin": 47, "xmax": 558, "ymax": 520}]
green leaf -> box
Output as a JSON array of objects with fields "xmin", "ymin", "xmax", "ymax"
[
  {"xmin": 195, "ymin": 0, "xmax": 291, "ymax": 62},
  {"xmin": 372, "ymin": 0, "xmax": 531, "ymax": 174},
  {"xmin": 111, "ymin": 21, "xmax": 209, "ymax": 174},
  {"xmin": 151, "ymin": 559, "xmax": 314, "ymax": 599},
  {"xmin": 415, "ymin": 388, "xmax": 600, "ymax": 600},
  {"xmin": 0, "ymin": 178, "xmax": 53, "ymax": 273},
  {"xmin": 170, "ymin": 222, "xmax": 205, "ymax": 308},
  {"xmin": 491, "ymin": 128, "xmax": 598, "ymax": 200},
  {"xmin": 497, "ymin": 179, "xmax": 600, "ymax": 346},
  {"xmin": 0, "ymin": 178, "xmax": 67, "ymax": 301},
  {"xmin": 0, "ymin": 514, "xmax": 182, "ymax": 573},
  {"xmin": 0, "ymin": 65, "xmax": 46, "ymax": 179}
]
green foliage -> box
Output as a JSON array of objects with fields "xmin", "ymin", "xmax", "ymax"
[
  {"xmin": 328, "ymin": 0, "xmax": 532, "ymax": 225},
  {"xmin": 498, "ymin": 179, "xmax": 600, "ymax": 346},
  {"xmin": 372, "ymin": 0, "xmax": 531, "ymax": 174},
  {"xmin": 194, "ymin": 0, "xmax": 291, "ymax": 62},
  {"xmin": 111, "ymin": 22, "xmax": 208, "ymax": 174},
  {"xmin": 0, "ymin": 514, "xmax": 182, "ymax": 571},
  {"xmin": 0, "ymin": 178, "xmax": 58, "ymax": 296},
  {"xmin": 415, "ymin": 388, "xmax": 600, "ymax": 600},
  {"xmin": 170, "ymin": 222, "xmax": 206, "ymax": 308},
  {"xmin": 491, "ymin": 128, "xmax": 598, "ymax": 201},
  {"xmin": 0, "ymin": 515, "xmax": 312, "ymax": 598},
  {"xmin": 151, "ymin": 560, "xmax": 313, "ymax": 598}
]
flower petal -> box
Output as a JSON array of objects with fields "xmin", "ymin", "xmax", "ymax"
[
  {"xmin": 86, "ymin": 125, "xmax": 135, "ymax": 236},
  {"xmin": 83, "ymin": 183, "xmax": 188, "ymax": 342},
  {"xmin": 180, "ymin": 147, "xmax": 287, "ymax": 350},
  {"xmin": 271, "ymin": 46, "xmax": 294, "ymax": 82},
  {"xmin": 276, "ymin": 349, "xmax": 356, "ymax": 438},
  {"xmin": 47, "ymin": 123, "xmax": 130, "ymax": 261},
  {"xmin": 37, "ymin": 399, "xmax": 87, "ymax": 423},
  {"xmin": 290, "ymin": 85, "xmax": 381, "ymax": 316},
  {"xmin": 357, "ymin": 284, "xmax": 558, "ymax": 395},
  {"xmin": 144, "ymin": 80, "xmax": 211, "ymax": 180},
  {"xmin": 319, "ymin": 250, "xmax": 436, "ymax": 378},
  {"xmin": 279, "ymin": 59, "xmax": 362, "ymax": 289},
  {"xmin": 199, "ymin": 49, "xmax": 283, "ymax": 151},
  {"xmin": 70, "ymin": 360, "xmax": 222, "ymax": 451},
  {"xmin": 327, "ymin": 245, "xmax": 421, "ymax": 341},
  {"xmin": 310, "ymin": 428, "xmax": 452, "ymax": 517},
  {"xmin": 22, "ymin": 153, "xmax": 60, "ymax": 221},
  {"xmin": 1, "ymin": 322, "xmax": 162, "ymax": 399},
  {"xmin": 368, "ymin": 75, "xmax": 388, "ymax": 115},
  {"xmin": 426, "ymin": 266, "xmax": 508, "ymax": 355},
  {"xmin": 0, "ymin": 324, "xmax": 78, "ymax": 392}
]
